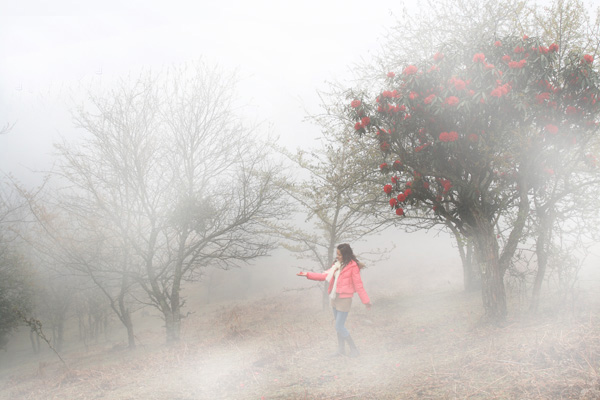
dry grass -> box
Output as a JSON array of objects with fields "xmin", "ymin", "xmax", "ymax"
[{"xmin": 1, "ymin": 287, "xmax": 599, "ymax": 399}]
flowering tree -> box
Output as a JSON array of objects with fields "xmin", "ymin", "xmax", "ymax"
[{"xmin": 348, "ymin": 35, "xmax": 600, "ymax": 321}]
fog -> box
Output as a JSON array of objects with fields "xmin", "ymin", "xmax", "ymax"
[{"xmin": 2, "ymin": 1, "xmax": 600, "ymax": 399}]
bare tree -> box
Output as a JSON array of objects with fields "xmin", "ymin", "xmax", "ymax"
[
  {"xmin": 57, "ymin": 61, "xmax": 288, "ymax": 343},
  {"xmin": 275, "ymin": 91, "xmax": 397, "ymax": 307}
]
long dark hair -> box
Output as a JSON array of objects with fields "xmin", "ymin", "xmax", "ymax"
[{"xmin": 337, "ymin": 243, "xmax": 365, "ymax": 269}]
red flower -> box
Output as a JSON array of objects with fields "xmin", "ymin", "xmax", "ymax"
[
  {"xmin": 383, "ymin": 184, "xmax": 393, "ymax": 194},
  {"xmin": 381, "ymin": 142, "xmax": 390, "ymax": 151},
  {"xmin": 440, "ymin": 179, "xmax": 452, "ymax": 193},
  {"xmin": 545, "ymin": 124, "xmax": 558, "ymax": 134},
  {"xmin": 391, "ymin": 176, "xmax": 399, "ymax": 184},
  {"xmin": 404, "ymin": 188, "xmax": 413, "ymax": 196},
  {"xmin": 434, "ymin": 52, "xmax": 444, "ymax": 62},
  {"xmin": 397, "ymin": 193, "xmax": 406, "ymax": 202},
  {"xmin": 409, "ymin": 91, "xmax": 419, "ymax": 100},
  {"xmin": 491, "ymin": 83, "xmax": 511, "ymax": 98},
  {"xmin": 502, "ymin": 55, "xmax": 511, "ymax": 63},
  {"xmin": 354, "ymin": 121, "xmax": 363, "ymax": 130},
  {"xmin": 439, "ymin": 131, "xmax": 458, "ymax": 142},
  {"xmin": 395, "ymin": 208, "xmax": 404, "ymax": 216},
  {"xmin": 472, "ymin": 53, "xmax": 486, "ymax": 63},
  {"xmin": 566, "ymin": 106, "xmax": 578, "ymax": 115},
  {"xmin": 379, "ymin": 162, "xmax": 389, "ymax": 171},
  {"xmin": 522, "ymin": 34, "xmax": 529, "ymax": 40},
  {"xmin": 403, "ymin": 65, "xmax": 418, "ymax": 75},
  {"xmin": 361, "ymin": 116, "xmax": 371, "ymax": 126},
  {"xmin": 536, "ymin": 92, "xmax": 551, "ymax": 104},
  {"xmin": 393, "ymin": 160, "xmax": 402, "ymax": 170},
  {"xmin": 508, "ymin": 59, "xmax": 526, "ymax": 69},
  {"xmin": 387, "ymin": 71, "xmax": 396, "ymax": 78},
  {"xmin": 351, "ymin": 99, "xmax": 361, "ymax": 108},
  {"xmin": 453, "ymin": 79, "xmax": 466, "ymax": 91},
  {"xmin": 445, "ymin": 96, "xmax": 459, "ymax": 106},
  {"xmin": 389, "ymin": 198, "xmax": 398, "ymax": 207},
  {"xmin": 424, "ymin": 94, "xmax": 436, "ymax": 104},
  {"xmin": 549, "ymin": 43, "xmax": 559, "ymax": 52},
  {"xmin": 494, "ymin": 40, "xmax": 502, "ymax": 47},
  {"xmin": 423, "ymin": 182, "xmax": 430, "ymax": 189},
  {"xmin": 583, "ymin": 54, "xmax": 594, "ymax": 64}
]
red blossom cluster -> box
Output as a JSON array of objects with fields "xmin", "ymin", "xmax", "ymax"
[
  {"xmin": 545, "ymin": 124, "xmax": 559, "ymax": 134},
  {"xmin": 439, "ymin": 131, "xmax": 459, "ymax": 142},
  {"xmin": 444, "ymin": 96, "xmax": 459, "ymax": 106},
  {"xmin": 414, "ymin": 142, "xmax": 431, "ymax": 152},
  {"xmin": 381, "ymin": 90, "xmax": 400, "ymax": 99},
  {"xmin": 403, "ymin": 65, "xmax": 418, "ymax": 75},
  {"xmin": 491, "ymin": 82, "xmax": 511, "ymax": 98},
  {"xmin": 354, "ymin": 116, "xmax": 371, "ymax": 131},
  {"xmin": 535, "ymin": 92, "xmax": 551, "ymax": 104},
  {"xmin": 439, "ymin": 179, "xmax": 452, "ymax": 194},
  {"xmin": 424, "ymin": 94, "xmax": 436, "ymax": 104},
  {"xmin": 472, "ymin": 53, "xmax": 486, "ymax": 63},
  {"xmin": 508, "ymin": 59, "xmax": 527, "ymax": 69},
  {"xmin": 449, "ymin": 77, "xmax": 466, "ymax": 91},
  {"xmin": 351, "ymin": 99, "xmax": 361, "ymax": 108}
]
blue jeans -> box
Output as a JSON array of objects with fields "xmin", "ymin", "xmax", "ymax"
[{"xmin": 332, "ymin": 307, "xmax": 349, "ymax": 337}]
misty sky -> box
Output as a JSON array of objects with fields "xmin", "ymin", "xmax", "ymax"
[
  {"xmin": 3, "ymin": 1, "xmax": 599, "ymax": 276},
  {"xmin": 0, "ymin": 1, "xmax": 399, "ymax": 183}
]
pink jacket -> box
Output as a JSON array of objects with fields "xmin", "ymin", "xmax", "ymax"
[{"xmin": 306, "ymin": 260, "xmax": 370, "ymax": 305}]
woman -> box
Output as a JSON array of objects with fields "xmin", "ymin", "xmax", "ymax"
[{"xmin": 297, "ymin": 243, "xmax": 371, "ymax": 357}]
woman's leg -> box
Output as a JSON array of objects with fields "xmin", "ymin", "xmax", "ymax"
[
  {"xmin": 333, "ymin": 308, "xmax": 349, "ymax": 337},
  {"xmin": 332, "ymin": 307, "xmax": 359, "ymax": 357},
  {"xmin": 331, "ymin": 307, "xmax": 348, "ymax": 356}
]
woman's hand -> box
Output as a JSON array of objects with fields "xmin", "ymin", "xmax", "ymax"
[
  {"xmin": 296, "ymin": 271, "xmax": 308, "ymax": 277},
  {"xmin": 365, "ymin": 302, "xmax": 372, "ymax": 310}
]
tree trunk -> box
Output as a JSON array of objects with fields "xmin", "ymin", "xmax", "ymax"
[
  {"xmin": 118, "ymin": 294, "xmax": 136, "ymax": 349},
  {"xmin": 473, "ymin": 216, "xmax": 507, "ymax": 322},
  {"xmin": 165, "ymin": 309, "xmax": 181, "ymax": 343},
  {"xmin": 531, "ymin": 207, "xmax": 554, "ymax": 312},
  {"xmin": 447, "ymin": 222, "xmax": 480, "ymax": 292},
  {"xmin": 29, "ymin": 329, "xmax": 40, "ymax": 354},
  {"xmin": 464, "ymin": 242, "xmax": 481, "ymax": 292}
]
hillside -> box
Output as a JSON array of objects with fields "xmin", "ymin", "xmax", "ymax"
[{"xmin": 1, "ymin": 283, "xmax": 599, "ymax": 399}]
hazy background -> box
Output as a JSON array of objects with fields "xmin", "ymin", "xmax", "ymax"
[{"xmin": 1, "ymin": 0, "xmax": 599, "ymax": 309}]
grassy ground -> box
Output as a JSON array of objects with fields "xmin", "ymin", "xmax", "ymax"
[{"xmin": 1, "ymin": 286, "xmax": 599, "ymax": 399}]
